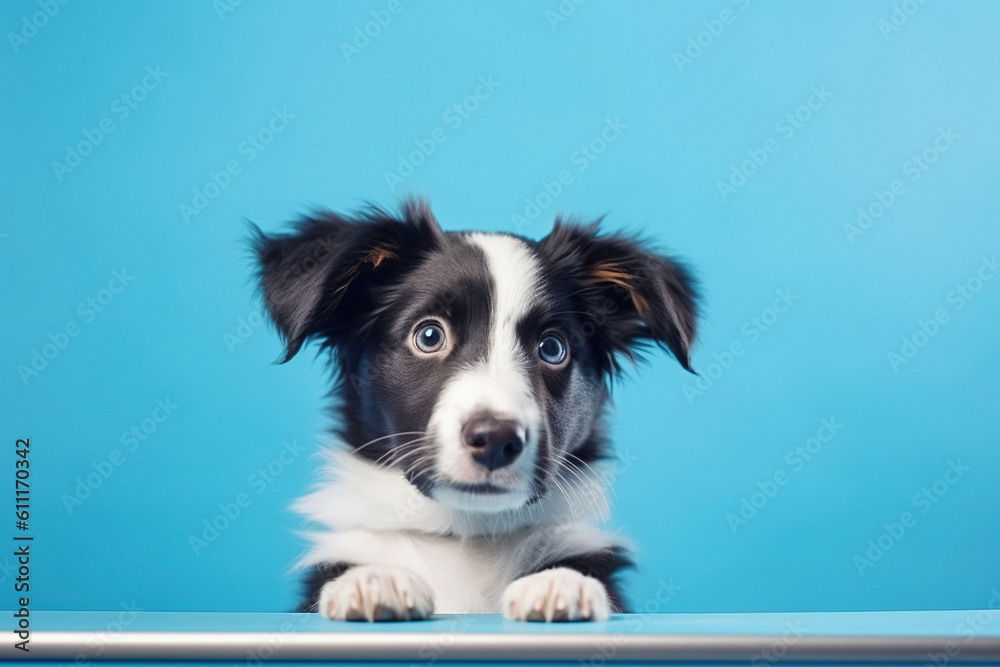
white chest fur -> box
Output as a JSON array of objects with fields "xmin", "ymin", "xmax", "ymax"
[{"xmin": 294, "ymin": 447, "xmax": 622, "ymax": 613}]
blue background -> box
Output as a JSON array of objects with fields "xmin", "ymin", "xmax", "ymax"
[{"xmin": 1, "ymin": 0, "xmax": 998, "ymax": 614}]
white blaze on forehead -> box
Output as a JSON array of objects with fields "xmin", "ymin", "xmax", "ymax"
[
  {"xmin": 425, "ymin": 233, "xmax": 543, "ymax": 501},
  {"xmin": 466, "ymin": 232, "xmax": 542, "ymax": 365}
]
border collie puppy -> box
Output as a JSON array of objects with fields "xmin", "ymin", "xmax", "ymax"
[{"xmin": 252, "ymin": 199, "xmax": 698, "ymax": 622}]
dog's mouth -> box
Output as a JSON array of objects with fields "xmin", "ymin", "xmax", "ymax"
[
  {"xmin": 401, "ymin": 460, "xmax": 529, "ymax": 507},
  {"xmin": 443, "ymin": 481, "xmax": 511, "ymax": 495},
  {"xmin": 431, "ymin": 478, "xmax": 534, "ymax": 513}
]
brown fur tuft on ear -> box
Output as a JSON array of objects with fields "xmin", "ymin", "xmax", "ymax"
[
  {"xmin": 590, "ymin": 262, "xmax": 651, "ymax": 318},
  {"xmin": 363, "ymin": 245, "xmax": 398, "ymax": 269}
]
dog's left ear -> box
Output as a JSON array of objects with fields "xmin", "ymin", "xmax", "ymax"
[{"xmin": 538, "ymin": 219, "xmax": 700, "ymax": 373}]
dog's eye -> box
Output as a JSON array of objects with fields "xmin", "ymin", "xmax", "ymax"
[
  {"xmin": 538, "ymin": 333, "xmax": 568, "ymax": 366},
  {"xmin": 414, "ymin": 322, "xmax": 446, "ymax": 353}
]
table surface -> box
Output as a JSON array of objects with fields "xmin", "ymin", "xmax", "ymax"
[{"xmin": 6, "ymin": 609, "xmax": 1000, "ymax": 663}]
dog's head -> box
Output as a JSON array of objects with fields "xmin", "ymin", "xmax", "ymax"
[{"xmin": 253, "ymin": 200, "xmax": 698, "ymax": 514}]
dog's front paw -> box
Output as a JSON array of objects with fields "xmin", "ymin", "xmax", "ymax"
[
  {"xmin": 317, "ymin": 565, "xmax": 434, "ymax": 621},
  {"xmin": 501, "ymin": 567, "xmax": 611, "ymax": 622}
]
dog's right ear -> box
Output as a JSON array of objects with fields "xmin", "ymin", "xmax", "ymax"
[
  {"xmin": 250, "ymin": 201, "xmax": 443, "ymax": 362},
  {"xmin": 537, "ymin": 218, "xmax": 700, "ymax": 374}
]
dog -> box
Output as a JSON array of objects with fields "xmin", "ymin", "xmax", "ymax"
[{"xmin": 252, "ymin": 199, "xmax": 698, "ymax": 622}]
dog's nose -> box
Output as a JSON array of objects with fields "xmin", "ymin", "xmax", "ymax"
[{"xmin": 461, "ymin": 416, "xmax": 524, "ymax": 471}]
